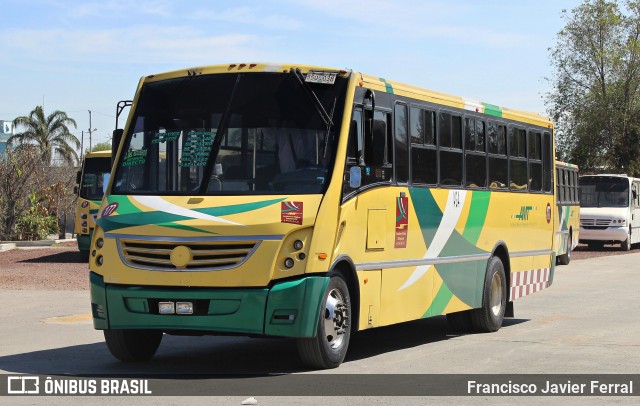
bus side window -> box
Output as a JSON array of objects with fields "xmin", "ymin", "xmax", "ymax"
[
  {"xmin": 488, "ymin": 123, "xmax": 508, "ymax": 189},
  {"xmin": 363, "ymin": 109, "xmax": 392, "ymax": 184},
  {"xmin": 343, "ymin": 108, "xmax": 363, "ymax": 198},
  {"xmin": 439, "ymin": 111, "xmax": 463, "ymax": 187},
  {"xmin": 410, "ymin": 107, "xmax": 437, "ymax": 185}
]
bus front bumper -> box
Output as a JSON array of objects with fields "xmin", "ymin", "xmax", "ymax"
[
  {"xmin": 90, "ymin": 272, "xmax": 328, "ymax": 338},
  {"xmin": 77, "ymin": 230, "xmax": 93, "ymax": 252},
  {"xmin": 579, "ymin": 226, "xmax": 628, "ymax": 243}
]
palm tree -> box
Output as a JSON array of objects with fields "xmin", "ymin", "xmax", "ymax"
[{"xmin": 9, "ymin": 106, "xmax": 79, "ymax": 165}]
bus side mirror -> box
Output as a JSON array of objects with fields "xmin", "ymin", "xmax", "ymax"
[
  {"xmin": 112, "ymin": 129, "xmax": 124, "ymax": 165},
  {"xmin": 349, "ymin": 166, "xmax": 362, "ymax": 188},
  {"xmin": 102, "ymin": 173, "xmax": 111, "ymax": 194},
  {"xmin": 74, "ymin": 186, "xmax": 78, "ymax": 195},
  {"xmin": 76, "ymin": 170, "xmax": 81, "ymax": 184}
]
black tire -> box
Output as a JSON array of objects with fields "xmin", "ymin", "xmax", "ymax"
[
  {"xmin": 103, "ymin": 329, "xmax": 163, "ymax": 361},
  {"xmin": 446, "ymin": 310, "xmax": 474, "ymax": 333},
  {"xmin": 79, "ymin": 250, "xmax": 90, "ymax": 262},
  {"xmin": 557, "ymin": 233, "xmax": 571, "ymax": 265},
  {"xmin": 621, "ymin": 228, "xmax": 631, "ymax": 251},
  {"xmin": 296, "ymin": 275, "xmax": 351, "ymax": 369},
  {"xmin": 471, "ymin": 256, "xmax": 506, "ymax": 333}
]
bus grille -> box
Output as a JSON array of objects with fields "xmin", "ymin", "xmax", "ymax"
[
  {"xmin": 580, "ymin": 218, "xmax": 612, "ymax": 228},
  {"xmin": 117, "ymin": 239, "xmax": 259, "ymax": 271}
]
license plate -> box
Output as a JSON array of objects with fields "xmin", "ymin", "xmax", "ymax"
[{"xmin": 305, "ymin": 71, "xmax": 337, "ymax": 85}]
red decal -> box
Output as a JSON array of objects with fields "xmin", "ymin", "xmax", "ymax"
[
  {"xmin": 395, "ymin": 196, "xmax": 408, "ymax": 248},
  {"xmin": 102, "ymin": 202, "xmax": 119, "ymax": 217},
  {"xmin": 281, "ymin": 201, "xmax": 303, "ymax": 225}
]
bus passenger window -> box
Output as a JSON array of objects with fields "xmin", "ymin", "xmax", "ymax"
[
  {"xmin": 488, "ymin": 122, "xmax": 508, "ymax": 190},
  {"xmin": 465, "ymin": 117, "xmax": 487, "ymax": 188},
  {"xmin": 439, "ymin": 112, "xmax": 463, "ymax": 186},
  {"xmin": 394, "ymin": 103, "xmax": 409, "ymax": 184},
  {"xmin": 410, "ymin": 108, "xmax": 437, "ymax": 185}
]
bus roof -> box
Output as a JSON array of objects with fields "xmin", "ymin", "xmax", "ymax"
[
  {"xmin": 84, "ymin": 150, "xmax": 111, "ymax": 159},
  {"xmin": 556, "ymin": 160, "xmax": 579, "ymax": 169},
  {"xmin": 138, "ymin": 62, "xmax": 554, "ymax": 129}
]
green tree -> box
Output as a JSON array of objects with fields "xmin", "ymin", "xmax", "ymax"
[
  {"xmin": 547, "ymin": 0, "xmax": 640, "ymax": 175},
  {"xmin": 89, "ymin": 141, "xmax": 111, "ymax": 153},
  {"xmin": 9, "ymin": 105, "xmax": 80, "ymax": 165}
]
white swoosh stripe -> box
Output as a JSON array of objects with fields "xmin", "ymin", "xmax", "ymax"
[
  {"xmin": 399, "ymin": 190, "xmax": 467, "ymax": 290},
  {"xmin": 132, "ymin": 196, "xmax": 241, "ymax": 226}
]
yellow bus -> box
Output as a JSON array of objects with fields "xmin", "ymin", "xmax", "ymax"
[
  {"xmin": 554, "ymin": 161, "xmax": 580, "ymax": 265},
  {"xmin": 74, "ymin": 150, "xmax": 111, "ymax": 260},
  {"xmin": 90, "ymin": 63, "xmax": 558, "ymax": 369}
]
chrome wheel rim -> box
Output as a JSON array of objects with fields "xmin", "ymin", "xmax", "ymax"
[
  {"xmin": 323, "ymin": 287, "xmax": 349, "ymax": 350},
  {"xmin": 490, "ymin": 271, "xmax": 503, "ymax": 317}
]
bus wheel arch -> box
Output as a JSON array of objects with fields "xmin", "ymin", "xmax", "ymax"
[{"xmin": 491, "ymin": 243, "xmax": 511, "ymax": 301}]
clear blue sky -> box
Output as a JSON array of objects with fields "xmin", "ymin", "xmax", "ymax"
[{"xmin": 1, "ymin": 0, "xmax": 582, "ymax": 149}]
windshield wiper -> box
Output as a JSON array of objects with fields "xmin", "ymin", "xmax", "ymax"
[
  {"xmin": 290, "ymin": 68, "xmax": 335, "ymax": 157},
  {"xmin": 199, "ymin": 74, "xmax": 241, "ymax": 194}
]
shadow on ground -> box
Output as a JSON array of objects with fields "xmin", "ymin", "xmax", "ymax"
[
  {"xmin": 0, "ymin": 316, "xmax": 529, "ymax": 376},
  {"xmin": 20, "ymin": 251, "xmax": 86, "ymax": 264}
]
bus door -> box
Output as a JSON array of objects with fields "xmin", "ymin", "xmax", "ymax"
[{"xmin": 632, "ymin": 180, "xmax": 640, "ymax": 244}]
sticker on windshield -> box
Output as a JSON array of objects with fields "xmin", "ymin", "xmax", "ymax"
[
  {"xmin": 122, "ymin": 148, "xmax": 148, "ymax": 167},
  {"xmin": 151, "ymin": 131, "xmax": 181, "ymax": 144},
  {"xmin": 179, "ymin": 131, "xmax": 215, "ymax": 167},
  {"xmin": 305, "ymin": 71, "xmax": 337, "ymax": 85}
]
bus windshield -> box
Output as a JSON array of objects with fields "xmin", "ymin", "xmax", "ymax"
[
  {"xmin": 112, "ymin": 71, "xmax": 347, "ymax": 196},
  {"xmin": 80, "ymin": 157, "xmax": 112, "ymax": 200},
  {"xmin": 579, "ymin": 176, "xmax": 629, "ymax": 208}
]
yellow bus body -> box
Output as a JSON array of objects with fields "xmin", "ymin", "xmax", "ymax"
[{"xmin": 89, "ymin": 63, "xmax": 558, "ymax": 367}]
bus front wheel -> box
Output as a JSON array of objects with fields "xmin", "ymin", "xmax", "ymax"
[
  {"xmin": 471, "ymin": 256, "xmax": 506, "ymax": 332},
  {"xmin": 296, "ymin": 275, "xmax": 351, "ymax": 369},
  {"xmin": 103, "ymin": 329, "xmax": 163, "ymax": 361},
  {"xmin": 621, "ymin": 228, "xmax": 632, "ymax": 251}
]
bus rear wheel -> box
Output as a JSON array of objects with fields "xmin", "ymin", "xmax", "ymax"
[
  {"xmin": 557, "ymin": 233, "xmax": 572, "ymax": 265},
  {"xmin": 103, "ymin": 329, "xmax": 163, "ymax": 361},
  {"xmin": 471, "ymin": 256, "xmax": 506, "ymax": 333},
  {"xmin": 296, "ymin": 275, "xmax": 351, "ymax": 369}
]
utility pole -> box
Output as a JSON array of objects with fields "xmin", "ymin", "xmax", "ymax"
[{"xmin": 88, "ymin": 110, "xmax": 93, "ymax": 151}]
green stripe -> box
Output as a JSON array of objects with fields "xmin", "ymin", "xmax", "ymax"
[
  {"xmin": 380, "ymin": 78, "xmax": 394, "ymax": 94},
  {"xmin": 461, "ymin": 191, "xmax": 491, "ymax": 245},
  {"xmin": 482, "ymin": 102, "xmax": 502, "ymax": 117},
  {"xmin": 424, "ymin": 282, "xmax": 453, "ymax": 317},
  {"xmin": 97, "ymin": 197, "xmax": 286, "ymax": 233},
  {"xmin": 408, "ymin": 188, "xmax": 441, "ymax": 247}
]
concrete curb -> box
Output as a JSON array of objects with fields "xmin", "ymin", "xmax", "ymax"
[
  {"xmin": 0, "ymin": 238, "xmax": 77, "ymax": 252},
  {"xmin": 0, "ymin": 243, "xmax": 16, "ymax": 252}
]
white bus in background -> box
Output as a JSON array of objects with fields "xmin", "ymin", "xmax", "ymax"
[{"xmin": 579, "ymin": 174, "xmax": 640, "ymax": 251}]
